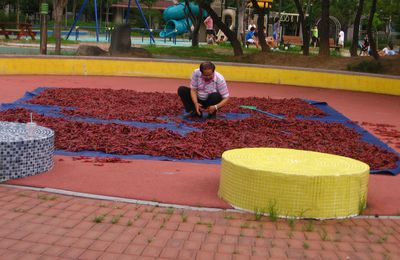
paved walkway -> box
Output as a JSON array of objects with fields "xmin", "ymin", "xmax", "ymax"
[{"xmin": 0, "ymin": 185, "xmax": 399, "ymax": 260}]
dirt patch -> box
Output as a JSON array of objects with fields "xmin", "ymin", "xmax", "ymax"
[{"xmin": 230, "ymin": 52, "xmax": 400, "ymax": 76}]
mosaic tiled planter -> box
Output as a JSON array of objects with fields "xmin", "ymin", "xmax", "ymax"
[{"xmin": 0, "ymin": 121, "xmax": 54, "ymax": 182}]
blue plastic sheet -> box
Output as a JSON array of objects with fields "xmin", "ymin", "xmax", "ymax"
[
  {"xmin": 1, "ymin": 87, "xmax": 398, "ymax": 174},
  {"xmin": 303, "ymin": 100, "xmax": 400, "ymax": 175}
]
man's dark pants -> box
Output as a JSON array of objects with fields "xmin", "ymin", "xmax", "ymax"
[{"xmin": 177, "ymin": 86, "xmax": 222, "ymax": 115}]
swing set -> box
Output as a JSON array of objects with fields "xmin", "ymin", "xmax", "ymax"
[{"xmin": 66, "ymin": 0, "xmax": 155, "ymax": 44}]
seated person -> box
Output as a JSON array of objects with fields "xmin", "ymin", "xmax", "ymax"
[
  {"xmin": 216, "ymin": 35, "xmax": 226, "ymax": 44},
  {"xmin": 360, "ymin": 35, "xmax": 369, "ymax": 56},
  {"xmin": 215, "ymin": 29, "xmax": 228, "ymax": 44},
  {"xmin": 379, "ymin": 42, "xmax": 396, "ymax": 56},
  {"xmin": 265, "ymin": 36, "xmax": 275, "ymax": 49},
  {"xmin": 245, "ymin": 27, "xmax": 259, "ymax": 48}
]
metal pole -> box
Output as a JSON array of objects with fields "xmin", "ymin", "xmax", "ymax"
[
  {"xmin": 134, "ymin": 0, "xmax": 155, "ymax": 44},
  {"xmin": 40, "ymin": 1, "xmax": 48, "ymax": 55},
  {"xmin": 66, "ymin": 0, "xmax": 89, "ymax": 40},
  {"xmin": 94, "ymin": 0, "xmax": 100, "ymax": 42},
  {"xmin": 125, "ymin": 0, "xmax": 132, "ymax": 24}
]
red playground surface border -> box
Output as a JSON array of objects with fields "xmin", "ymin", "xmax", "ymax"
[{"xmin": 1, "ymin": 75, "xmax": 400, "ymax": 216}]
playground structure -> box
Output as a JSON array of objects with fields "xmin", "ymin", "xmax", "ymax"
[
  {"xmin": 159, "ymin": 2, "xmax": 203, "ymax": 38},
  {"xmin": 66, "ymin": 0, "xmax": 155, "ymax": 44}
]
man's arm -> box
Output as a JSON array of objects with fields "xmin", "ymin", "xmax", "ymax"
[
  {"xmin": 206, "ymin": 97, "xmax": 229, "ymax": 114},
  {"xmin": 190, "ymin": 88, "xmax": 201, "ymax": 115}
]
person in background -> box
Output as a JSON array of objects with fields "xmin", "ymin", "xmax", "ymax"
[
  {"xmin": 266, "ymin": 36, "xmax": 275, "ymax": 49},
  {"xmin": 247, "ymin": 19, "xmax": 256, "ymax": 31},
  {"xmin": 338, "ymin": 29, "xmax": 345, "ymax": 48},
  {"xmin": 311, "ymin": 25, "xmax": 319, "ymax": 47},
  {"xmin": 245, "ymin": 27, "xmax": 259, "ymax": 48},
  {"xmin": 272, "ymin": 17, "xmax": 280, "ymax": 49},
  {"xmin": 204, "ymin": 16, "xmax": 215, "ymax": 44},
  {"xmin": 177, "ymin": 62, "xmax": 229, "ymax": 119},
  {"xmin": 379, "ymin": 42, "xmax": 397, "ymax": 56},
  {"xmin": 360, "ymin": 35, "xmax": 369, "ymax": 56},
  {"xmin": 216, "ymin": 35, "xmax": 226, "ymax": 44},
  {"xmin": 215, "ymin": 29, "xmax": 227, "ymax": 44}
]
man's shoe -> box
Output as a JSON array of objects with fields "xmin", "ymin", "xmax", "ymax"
[
  {"xmin": 207, "ymin": 112, "xmax": 217, "ymax": 119},
  {"xmin": 184, "ymin": 111, "xmax": 203, "ymax": 118}
]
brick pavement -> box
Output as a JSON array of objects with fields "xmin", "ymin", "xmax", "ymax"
[{"xmin": 0, "ymin": 186, "xmax": 399, "ymax": 260}]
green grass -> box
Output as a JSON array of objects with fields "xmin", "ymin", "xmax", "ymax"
[
  {"xmin": 320, "ymin": 227, "xmax": 329, "ymax": 241},
  {"xmin": 224, "ymin": 214, "xmax": 235, "ymax": 220},
  {"xmin": 181, "ymin": 213, "xmax": 188, "ymax": 222},
  {"xmin": 254, "ymin": 207, "xmax": 265, "ymax": 221},
  {"xmin": 143, "ymin": 45, "xmax": 231, "ymax": 61},
  {"xmin": 111, "ymin": 214, "xmax": 123, "ymax": 224},
  {"xmin": 93, "ymin": 214, "xmax": 106, "ymax": 223},
  {"xmin": 240, "ymin": 222, "xmax": 250, "ymax": 229},
  {"xmin": 287, "ymin": 218, "xmax": 296, "ymax": 230},
  {"xmin": 302, "ymin": 221, "xmax": 314, "ymax": 232},
  {"xmin": 267, "ymin": 201, "xmax": 279, "ymax": 222},
  {"xmin": 347, "ymin": 59, "xmax": 383, "ymax": 74},
  {"xmin": 165, "ymin": 207, "xmax": 174, "ymax": 215},
  {"xmin": 37, "ymin": 194, "xmax": 57, "ymax": 201}
]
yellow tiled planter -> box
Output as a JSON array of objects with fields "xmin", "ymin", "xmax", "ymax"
[{"xmin": 219, "ymin": 148, "xmax": 370, "ymax": 219}]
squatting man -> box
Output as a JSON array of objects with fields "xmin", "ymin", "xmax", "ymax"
[{"xmin": 178, "ymin": 61, "xmax": 229, "ymax": 119}]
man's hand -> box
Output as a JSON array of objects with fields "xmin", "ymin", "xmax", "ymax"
[
  {"xmin": 205, "ymin": 105, "xmax": 217, "ymax": 114},
  {"xmin": 194, "ymin": 103, "xmax": 202, "ymax": 115}
]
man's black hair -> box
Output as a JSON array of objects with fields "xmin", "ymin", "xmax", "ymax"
[{"xmin": 199, "ymin": 61, "xmax": 215, "ymax": 73}]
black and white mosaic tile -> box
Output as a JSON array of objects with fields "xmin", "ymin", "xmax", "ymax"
[{"xmin": 0, "ymin": 121, "xmax": 54, "ymax": 182}]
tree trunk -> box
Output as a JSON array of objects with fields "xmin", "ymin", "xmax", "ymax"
[
  {"xmin": 72, "ymin": 0, "xmax": 77, "ymax": 20},
  {"xmin": 106, "ymin": 1, "xmax": 110, "ymax": 25},
  {"xmin": 293, "ymin": 0, "xmax": 310, "ymax": 56},
  {"xmin": 319, "ymin": 0, "xmax": 330, "ymax": 56},
  {"xmin": 184, "ymin": 0, "xmax": 201, "ymax": 47},
  {"xmin": 16, "ymin": 0, "xmax": 20, "ymax": 27},
  {"xmin": 192, "ymin": 22, "xmax": 201, "ymax": 47},
  {"xmin": 236, "ymin": 0, "xmax": 246, "ymax": 44},
  {"xmin": 250, "ymin": 0, "xmax": 269, "ymax": 52},
  {"xmin": 53, "ymin": 0, "xmax": 68, "ymax": 55},
  {"xmin": 367, "ymin": 0, "xmax": 379, "ymax": 59},
  {"xmin": 200, "ymin": 3, "xmax": 243, "ymax": 56},
  {"xmin": 350, "ymin": 0, "xmax": 364, "ymax": 56}
]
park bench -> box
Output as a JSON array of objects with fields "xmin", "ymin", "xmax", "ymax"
[
  {"xmin": 282, "ymin": 35, "xmax": 303, "ymax": 46},
  {"xmin": 329, "ymin": 38, "xmax": 341, "ymax": 51},
  {"xmin": 0, "ymin": 22, "xmax": 36, "ymax": 40},
  {"xmin": 283, "ymin": 35, "xmax": 341, "ymax": 51}
]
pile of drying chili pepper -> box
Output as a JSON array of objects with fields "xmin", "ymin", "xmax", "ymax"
[
  {"xmin": 0, "ymin": 104, "xmax": 398, "ymax": 170},
  {"xmin": 27, "ymin": 88, "xmax": 325, "ymax": 121}
]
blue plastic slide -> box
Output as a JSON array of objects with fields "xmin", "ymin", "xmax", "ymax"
[{"xmin": 159, "ymin": 2, "xmax": 203, "ymax": 38}]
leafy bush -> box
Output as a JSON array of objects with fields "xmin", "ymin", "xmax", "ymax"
[
  {"xmin": 0, "ymin": 12, "xmax": 17, "ymax": 22},
  {"xmin": 347, "ymin": 60, "xmax": 383, "ymax": 74}
]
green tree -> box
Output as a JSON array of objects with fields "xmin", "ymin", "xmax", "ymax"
[
  {"xmin": 184, "ymin": 0, "xmax": 203, "ymax": 47},
  {"xmin": 293, "ymin": 0, "xmax": 310, "ymax": 55},
  {"xmin": 52, "ymin": 0, "xmax": 68, "ymax": 55},
  {"xmin": 236, "ymin": 0, "xmax": 246, "ymax": 45},
  {"xmin": 20, "ymin": 0, "xmax": 39, "ymax": 17},
  {"xmin": 319, "ymin": 0, "xmax": 330, "ymax": 56},
  {"xmin": 350, "ymin": 0, "xmax": 365, "ymax": 56},
  {"xmin": 198, "ymin": 0, "xmax": 243, "ymax": 56},
  {"xmin": 249, "ymin": 0, "xmax": 269, "ymax": 52},
  {"xmin": 367, "ymin": 0, "xmax": 379, "ymax": 59},
  {"xmin": 142, "ymin": 0, "xmax": 157, "ymax": 28}
]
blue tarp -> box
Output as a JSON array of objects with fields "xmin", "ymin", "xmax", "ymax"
[{"xmin": 1, "ymin": 87, "xmax": 399, "ymax": 174}]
